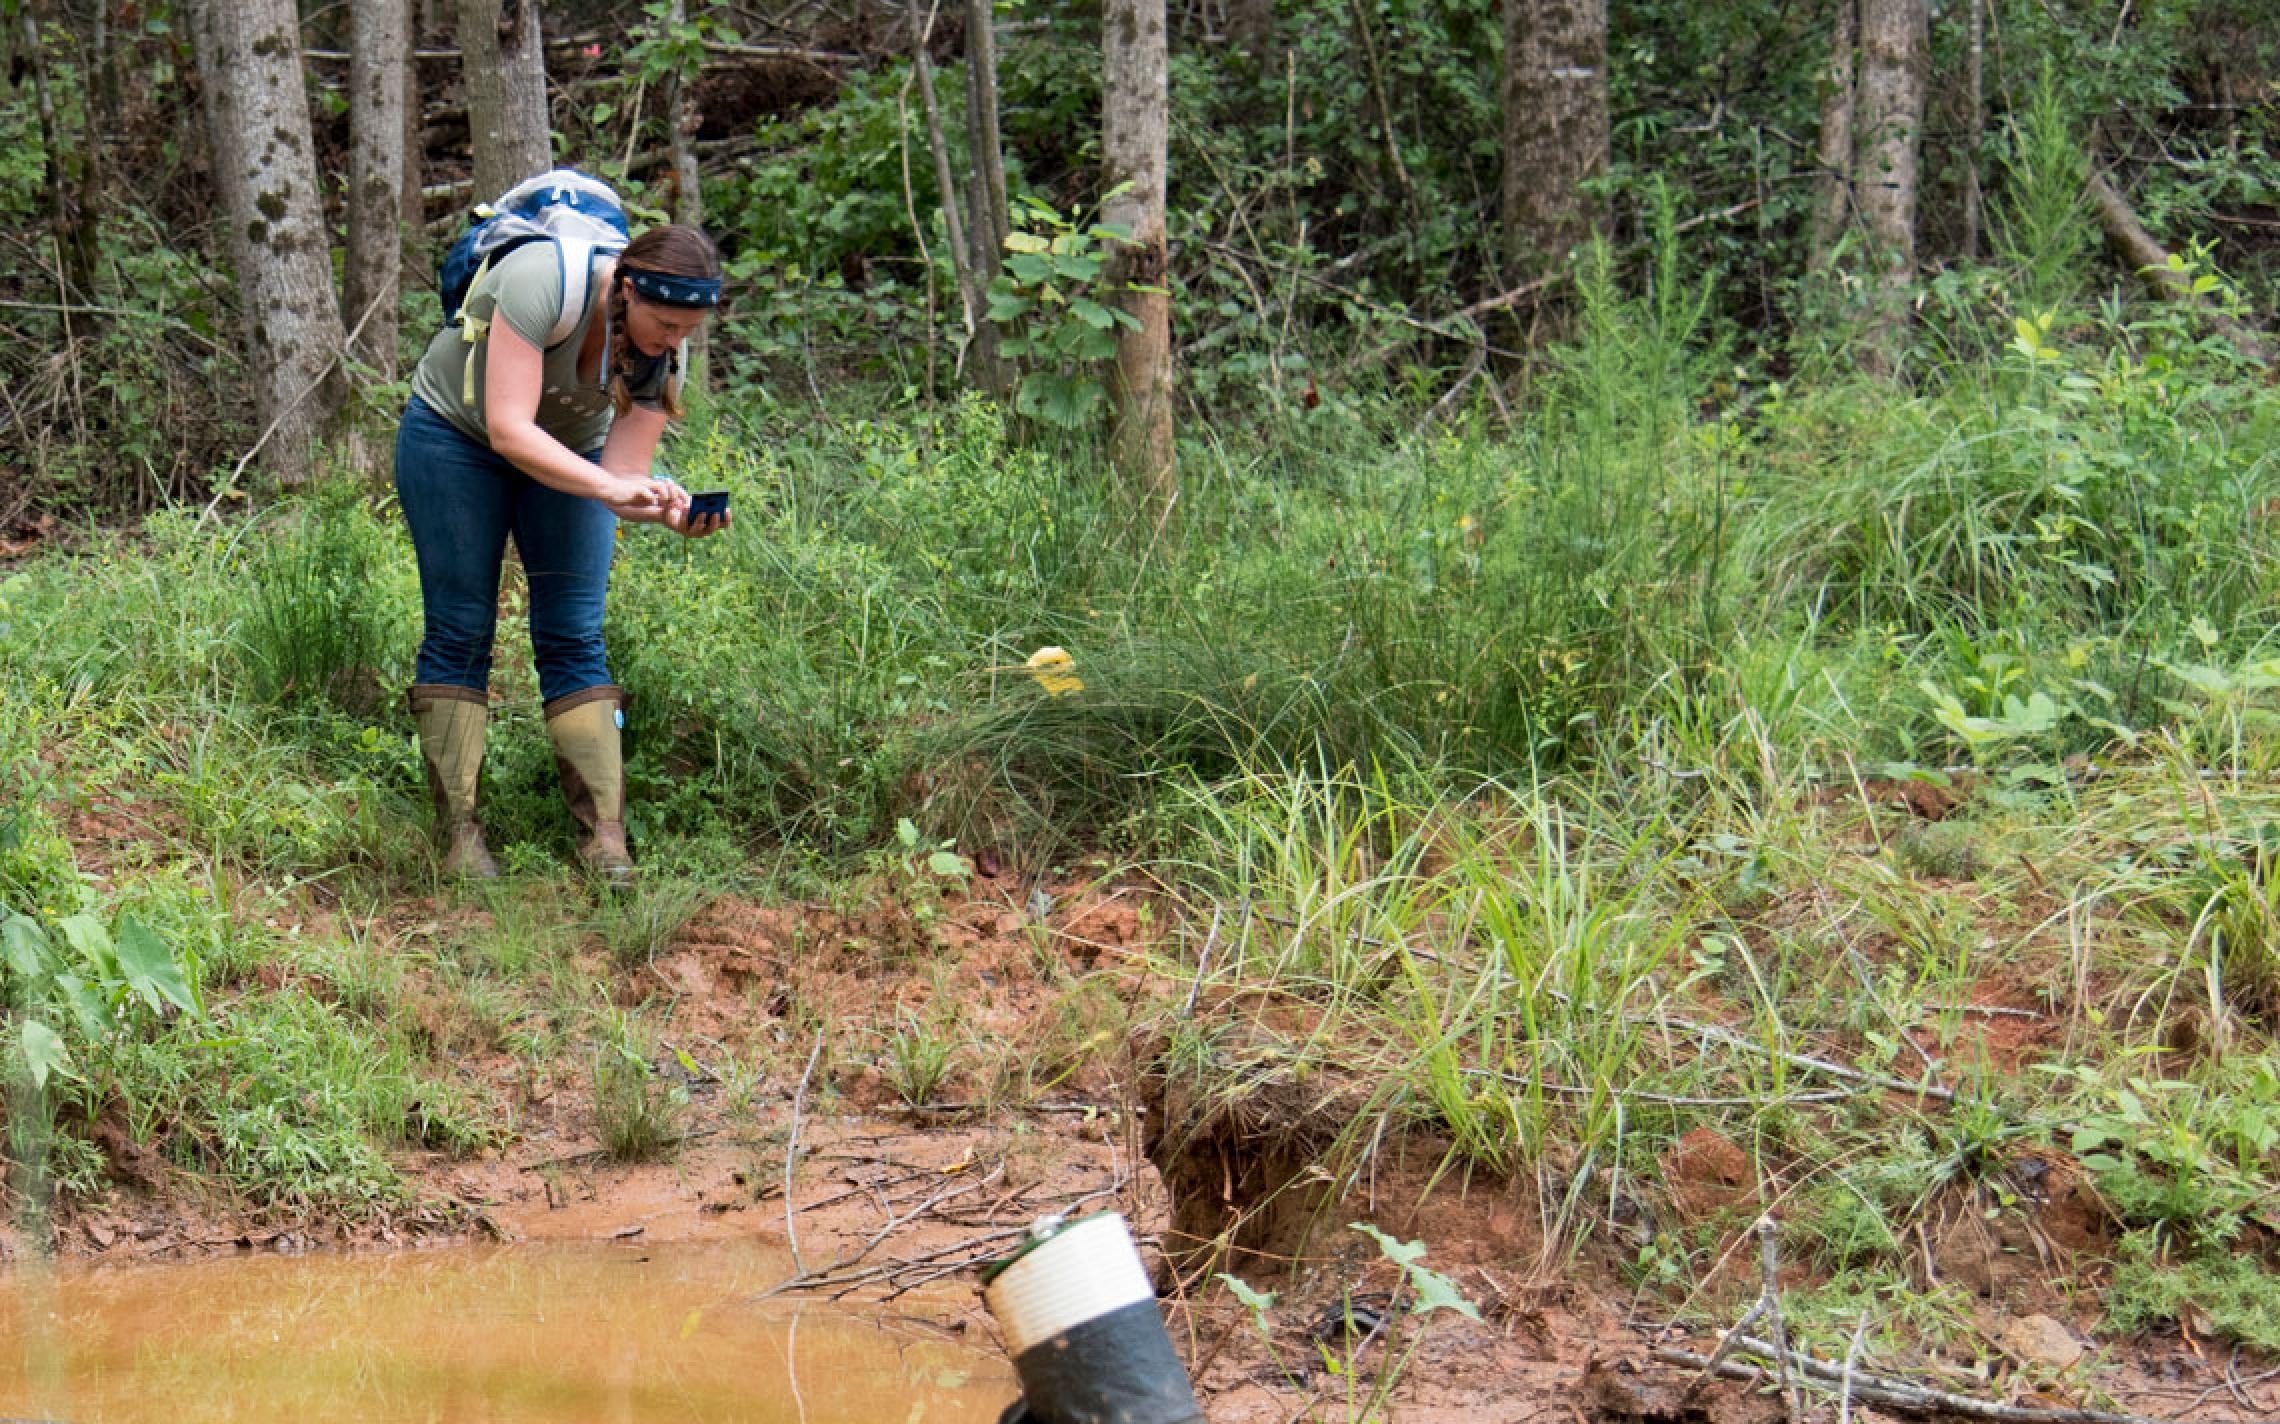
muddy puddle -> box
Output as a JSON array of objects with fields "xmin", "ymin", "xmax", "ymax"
[{"xmin": 0, "ymin": 1240, "xmax": 1014, "ymax": 1422}]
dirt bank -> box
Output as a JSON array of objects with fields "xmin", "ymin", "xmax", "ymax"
[{"xmin": 11, "ymin": 860, "xmax": 2274, "ymax": 1424}]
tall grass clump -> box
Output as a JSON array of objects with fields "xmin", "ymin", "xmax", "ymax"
[
  {"xmin": 1142, "ymin": 770, "xmax": 1731, "ymax": 1238},
  {"xmin": 1740, "ymin": 304, "xmax": 2280, "ymax": 739},
  {"xmin": 237, "ymin": 484, "xmax": 416, "ymax": 714}
]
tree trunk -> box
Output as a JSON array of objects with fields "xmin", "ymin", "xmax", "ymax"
[
  {"xmin": 1960, "ymin": 0, "xmax": 1984, "ymax": 259},
  {"xmin": 963, "ymin": 0, "xmax": 1011, "ymax": 394},
  {"xmin": 73, "ymin": 0, "xmax": 113, "ymax": 297},
  {"xmin": 14, "ymin": 2, "xmax": 85, "ymax": 298},
  {"xmin": 403, "ymin": 24, "xmax": 429, "ymax": 269},
  {"xmin": 348, "ymin": 0, "xmax": 409, "ymax": 381},
  {"xmin": 1499, "ymin": 0, "xmax": 1609, "ymax": 280},
  {"xmin": 1853, "ymin": 0, "xmax": 1927, "ymax": 375},
  {"xmin": 460, "ymin": 0, "xmax": 551, "ymax": 198},
  {"xmin": 1102, "ymin": 0, "xmax": 1174, "ymax": 512},
  {"xmin": 1227, "ymin": 0, "xmax": 1274, "ymax": 52},
  {"xmin": 665, "ymin": 0, "xmax": 706, "ymax": 393},
  {"xmin": 189, "ymin": 0, "xmax": 348, "ymax": 486},
  {"xmin": 910, "ymin": 0, "xmax": 979, "ymax": 396},
  {"xmin": 1807, "ymin": 0, "xmax": 1856, "ymax": 272}
]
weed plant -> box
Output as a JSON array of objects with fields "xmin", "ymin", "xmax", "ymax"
[{"xmin": 590, "ymin": 1005, "xmax": 685, "ymax": 1162}]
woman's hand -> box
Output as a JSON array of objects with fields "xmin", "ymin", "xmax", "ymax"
[
  {"xmin": 600, "ymin": 474, "xmax": 684, "ymax": 524},
  {"xmin": 663, "ymin": 499, "xmax": 731, "ymax": 539}
]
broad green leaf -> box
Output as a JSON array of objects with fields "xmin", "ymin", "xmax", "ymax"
[
  {"xmin": 1351, "ymin": 1221, "xmax": 1427, "ymax": 1267},
  {"xmin": 1003, "ymin": 231, "xmax": 1050, "ymax": 254},
  {"xmin": 985, "ymin": 290, "xmax": 1035, "ymax": 322},
  {"xmin": 19, "ymin": 1019, "xmax": 76, "ymax": 1090},
  {"xmin": 1016, "ymin": 373, "xmax": 1101, "ymax": 429},
  {"xmin": 926, "ymin": 849, "xmax": 971, "ymax": 880},
  {"xmin": 55, "ymin": 972, "xmax": 110, "ymax": 1038},
  {"xmin": 1405, "ymin": 1263, "xmax": 1482, "ymax": 1321},
  {"xmin": 2, "ymin": 914, "xmax": 51, "ymax": 979},
  {"xmin": 115, "ymin": 915, "xmax": 197, "ymax": 1015},
  {"xmin": 1217, "ymin": 1273, "xmax": 1276, "ymax": 1314},
  {"xmin": 57, "ymin": 914, "xmax": 119, "ymax": 978},
  {"xmin": 1068, "ymin": 297, "xmax": 1116, "ymax": 330}
]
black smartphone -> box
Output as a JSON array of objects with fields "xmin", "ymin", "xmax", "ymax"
[{"xmin": 686, "ymin": 489, "xmax": 730, "ymax": 524}]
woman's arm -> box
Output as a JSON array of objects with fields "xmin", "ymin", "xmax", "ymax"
[
  {"xmin": 598, "ymin": 385, "xmax": 727, "ymax": 537},
  {"xmin": 597, "ymin": 400, "xmax": 666, "ymax": 476},
  {"xmin": 482, "ymin": 320, "xmax": 669, "ymax": 515}
]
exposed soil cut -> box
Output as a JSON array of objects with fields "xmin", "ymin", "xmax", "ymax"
[{"xmin": 11, "ymin": 806, "xmax": 2276, "ymax": 1421}]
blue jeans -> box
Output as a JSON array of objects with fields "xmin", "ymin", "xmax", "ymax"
[{"xmin": 395, "ymin": 396, "xmax": 616, "ymax": 704}]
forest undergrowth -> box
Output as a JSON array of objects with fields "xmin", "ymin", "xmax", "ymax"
[{"xmin": 7, "ymin": 243, "xmax": 2280, "ymax": 1389}]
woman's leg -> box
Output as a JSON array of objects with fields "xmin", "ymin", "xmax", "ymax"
[
  {"xmin": 394, "ymin": 398, "xmax": 517, "ymax": 877},
  {"xmin": 395, "ymin": 398, "xmax": 515, "ymax": 691},
  {"xmin": 512, "ymin": 473, "xmax": 631, "ymax": 876},
  {"xmin": 511, "ymin": 474, "xmax": 618, "ymax": 704}
]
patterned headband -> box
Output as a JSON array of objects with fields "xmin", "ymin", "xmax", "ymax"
[{"xmin": 623, "ymin": 268, "xmax": 722, "ymax": 308}]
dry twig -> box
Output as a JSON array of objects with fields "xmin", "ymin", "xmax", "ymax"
[
  {"xmin": 785, "ymin": 1033, "xmax": 825, "ymax": 1274},
  {"xmin": 1656, "ymin": 1338, "xmax": 2222, "ymax": 1424}
]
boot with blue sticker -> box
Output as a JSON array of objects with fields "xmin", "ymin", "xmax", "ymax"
[{"xmin": 544, "ymin": 684, "xmax": 633, "ymax": 880}]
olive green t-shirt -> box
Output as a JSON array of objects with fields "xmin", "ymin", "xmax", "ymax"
[{"xmin": 410, "ymin": 242, "xmax": 669, "ymax": 455}]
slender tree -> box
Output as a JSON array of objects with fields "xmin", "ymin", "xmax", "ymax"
[
  {"xmin": 1500, "ymin": 0, "xmax": 1609, "ymax": 281},
  {"xmin": 664, "ymin": 0, "xmax": 706, "ymax": 391},
  {"xmin": 402, "ymin": 21, "xmax": 428, "ymax": 273},
  {"xmin": 1854, "ymin": 0, "xmax": 1927, "ymax": 374},
  {"xmin": 460, "ymin": 0, "xmax": 551, "ymax": 197},
  {"xmin": 13, "ymin": 1, "xmax": 90, "ymax": 298},
  {"xmin": 1961, "ymin": 0, "xmax": 1985, "ymax": 258},
  {"xmin": 963, "ymin": 0, "xmax": 1012, "ymax": 393},
  {"xmin": 347, "ymin": 0, "xmax": 410, "ymax": 380},
  {"xmin": 1227, "ymin": 0, "xmax": 1275, "ymax": 52},
  {"xmin": 910, "ymin": 0, "xmax": 981, "ymax": 392},
  {"xmin": 188, "ymin": 0, "xmax": 348, "ymax": 485},
  {"xmin": 1102, "ymin": 0, "xmax": 1174, "ymax": 509},
  {"xmin": 1808, "ymin": 0, "xmax": 1858, "ymax": 272},
  {"xmin": 72, "ymin": 0, "xmax": 112, "ymax": 298}
]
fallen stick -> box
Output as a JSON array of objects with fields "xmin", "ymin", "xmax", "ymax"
[
  {"xmin": 517, "ymin": 1127, "xmax": 719, "ymax": 1174},
  {"xmin": 1755, "ymin": 1216, "xmax": 1804, "ymax": 1424},
  {"xmin": 1653, "ymin": 1340, "xmax": 2229, "ymax": 1424},
  {"xmin": 785, "ymin": 1033, "xmax": 825, "ymax": 1275},
  {"xmin": 757, "ymin": 1180, "xmax": 1129, "ymax": 1301}
]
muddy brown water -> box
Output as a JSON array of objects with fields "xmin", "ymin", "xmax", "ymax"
[{"xmin": 0, "ymin": 1241, "xmax": 1014, "ymax": 1422}]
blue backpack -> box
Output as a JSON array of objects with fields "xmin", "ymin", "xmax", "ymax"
[{"xmin": 440, "ymin": 168, "xmax": 629, "ymax": 359}]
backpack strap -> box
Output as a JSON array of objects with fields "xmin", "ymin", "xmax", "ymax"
[
  {"xmin": 550, "ymin": 239, "xmax": 603, "ymax": 350},
  {"xmin": 458, "ymin": 251, "xmax": 498, "ymax": 406},
  {"xmin": 457, "ymin": 237, "xmax": 625, "ymax": 406}
]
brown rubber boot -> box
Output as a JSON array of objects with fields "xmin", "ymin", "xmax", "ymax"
[
  {"xmin": 408, "ymin": 685, "xmax": 500, "ymax": 880},
  {"xmin": 545, "ymin": 685, "xmax": 633, "ymax": 880}
]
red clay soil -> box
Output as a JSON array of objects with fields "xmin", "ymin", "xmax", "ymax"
[{"xmin": 9, "ymin": 852, "xmax": 2275, "ymax": 1421}]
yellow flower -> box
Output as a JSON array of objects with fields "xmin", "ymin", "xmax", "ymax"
[{"xmin": 1025, "ymin": 646, "xmax": 1084, "ymax": 696}]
